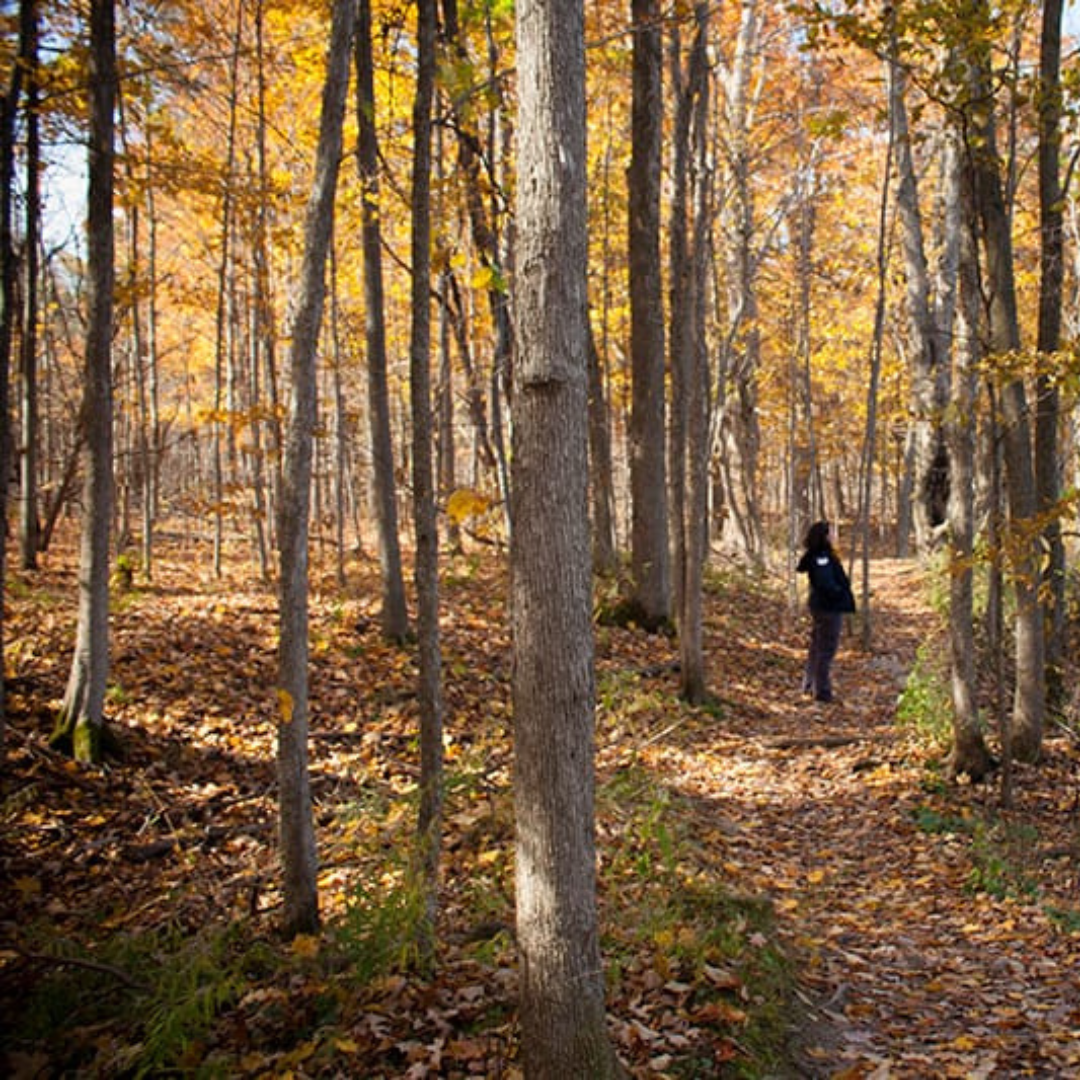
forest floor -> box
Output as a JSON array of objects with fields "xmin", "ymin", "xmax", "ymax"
[{"xmin": 2, "ymin": 532, "xmax": 1080, "ymax": 1077}]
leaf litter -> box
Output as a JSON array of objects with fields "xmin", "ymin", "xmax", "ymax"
[{"xmin": 2, "ymin": 539, "xmax": 1080, "ymax": 1077}]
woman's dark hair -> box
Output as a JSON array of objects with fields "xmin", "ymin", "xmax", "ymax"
[{"xmin": 804, "ymin": 520, "xmax": 831, "ymax": 554}]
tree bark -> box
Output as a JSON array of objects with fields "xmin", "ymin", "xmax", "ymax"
[
  {"xmin": 18, "ymin": 0, "xmax": 40, "ymax": 571},
  {"xmin": 889, "ymin": 46, "xmax": 949, "ymax": 554},
  {"xmin": 628, "ymin": 0, "xmax": 670, "ymax": 629},
  {"xmin": 965, "ymin": 24, "xmax": 1045, "ymax": 763},
  {"xmin": 947, "ymin": 145, "xmax": 994, "ymax": 782},
  {"xmin": 355, "ymin": 0, "xmax": 409, "ymax": 642},
  {"xmin": 276, "ymin": 0, "xmax": 356, "ymax": 937},
  {"xmin": 409, "ymin": 0, "xmax": 444, "ymax": 965},
  {"xmin": 1035, "ymin": 0, "xmax": 1065, "ymax": 709},
  {"xmin": 714, "ymin": 0, "xmax": 764, "ymax": 566},
  {"xmin": 53, "ymin": 0, "xmax": 116, "ymax": 763},
  {"xmin": 669, "ymin": 7, "xmax": 712, "ymax": 704},
  {"xmin": 512, "ymin": 0, "xmax": 618, "ymax": 1070}
]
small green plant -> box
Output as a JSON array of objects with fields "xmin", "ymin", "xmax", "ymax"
[
  {"xmin": 334, "ymin": 873, "xmax": 429, "ymax": 983},
  {"xmin": 896, "ymin": 642, "xmax": 952, "ymax": 749},
  {"xmin": 965, "ymin": 819, "xmax": 1040, "ymax": 901},
  {"xmin": 113, "ymin": 551, "xmax": 139, "ymax": 591},
  {"xmin": 11, "ymin": 923, "xmax": 256, "ymax": 1077}
]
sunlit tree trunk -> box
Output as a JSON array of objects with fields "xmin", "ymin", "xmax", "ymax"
[
  {"xmin": 714, "ymin": 0, "xmax": 764, "ymax": 566},
  {"xmin": 512, "ymin": 0, "xmax": 618, "ymax": 1070},
  {"xmin": 53, "ymin": 0, "xmax": 116, "ymax": 764},
  {"xmin": 355, "ymin": 0, "xmax": 409, "ymax": 641},
  {"xmin": 409, "ymin": 0, "xmax": 443, "ymax": 964},
  {"xmin": 628, "ymin": 0, "xmax": 670, "ymax": 630},
  {"xmin": 211, "ymin": 1, "xmax": 244, "ymax": 577},
  {"xmin": 889, "ymin": 42, "xmax": 949, "ymax": 554},
  {"xmin": 276, "ymin": 0, "xmax": 355, "ymax": 938}
]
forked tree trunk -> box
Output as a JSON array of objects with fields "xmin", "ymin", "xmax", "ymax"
[
  {"xmin": 512, "ymin": 0, "xmax": 618, "ymax": 1071},
  {"xmin": 276, "ymin": 0, "xmax": 355, "ymax": 937},
  {"xmin": 53, "ymin": 0, "xmax": 116, "ymax": 763}
]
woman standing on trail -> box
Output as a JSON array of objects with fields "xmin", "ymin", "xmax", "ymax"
[{"xmin": 797, "ymin": 520, "xmax": 856, "ymax": 703}]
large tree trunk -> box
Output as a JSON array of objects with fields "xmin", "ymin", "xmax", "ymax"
[
  {"xmin": 511, "ymin": 0, "xmax": 618, "ymax": 1070},
  {"xmin": 947, "ymin": 146, "xmax": 994, "ymax": 783},
  {"xmin": 965, "ymin": 19, "xmax": 1045, "ymax": 763},
  {"xmin": 276, "ymin": 0, "xmax": 355, "ymax": 938},
  {"xmin": 53, "ymin": 0, "xmax": 116, "ymax": 764},
  {"xmin": 889, "ymin": 48, "xmax": 949, "ymax": 554},
  {"xmin": 628, "ymin": 0, "xmax": 670, "ymax": 630},
  {"xmin": 355, "ymin": 0, "xmax": 409, "ymax": 642}
]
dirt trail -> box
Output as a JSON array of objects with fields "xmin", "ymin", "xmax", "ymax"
[{"xmin": 692, "ymin": 558, "xmax": 1080, "ymax": 1077}]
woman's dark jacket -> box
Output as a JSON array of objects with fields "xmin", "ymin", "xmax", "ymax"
[{"xmin": 797, "ymin": 549, "xmax": 856, "ymax": 614}]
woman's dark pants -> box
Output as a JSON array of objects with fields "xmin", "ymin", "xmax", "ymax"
[{"xmin": 803, "ymin": 611, "xmax": 843, "ymax": 702}]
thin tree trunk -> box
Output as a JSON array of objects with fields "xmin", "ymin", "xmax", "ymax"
[
  {"xmin": 0, "ymin": 0, "xmax": 29, "ymax": 743},
  {"xmin": 276, "ymin": 0, "xmax": 356, "ymax": 938},
  {"xmin": 441, "ymin": 0, "xmax": 513, "ymax": 530},
  {"xmin": 18, "ymin": 0, "xmax": 40, "ymax": 570},
  {"xmin": 586, "ymin": 323, "xmax": 617, "ymax": 574},
  {"xmin": 1035, "ymin": 0, "xmax": 1065, "ymax": 710},
  {"xmin": 355, "ymin": 0, "xmax": 409, "ymax": 641},
  {"xmin": 628, "ymin": 0, "xmax": 670, "ymax": 629},
  {"xmin": 53, "ymin": 0, "xmax": 116, "ymax": 764},
  {"xmin": 670, "ymin": 7, "xmax": 711, "ymax": 704},
  {"xmin": 409, "ymin": 0, "xmax": 443, "ymax": 965},
  {"xmin": 211, "ymin": 1, "xmax": 245, "ymax": 577}
]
